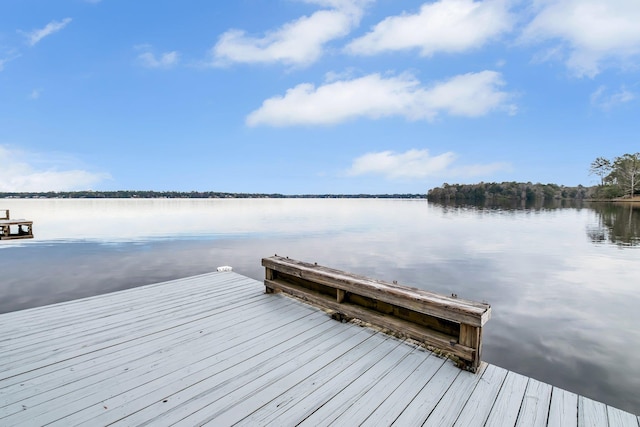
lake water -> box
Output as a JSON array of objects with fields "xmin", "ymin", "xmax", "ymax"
[{"xmin": 1, "ymin": 198, "xmax": 639, "ymax": 414}]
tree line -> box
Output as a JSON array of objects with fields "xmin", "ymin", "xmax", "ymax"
[
  {"xmin": 426, "ymin": 182, "xmax": 592, "ymax": 203},
  {"xmin": 428, "ymin": 153, "xmax": 640, "ymax": 203},
  {"xmin": 0, "ymin": 190, "xmax": 426, "ymax": 199},
  {"xmin": 589, "ymin": 153, "xmax": 640, "ymax": 199}
]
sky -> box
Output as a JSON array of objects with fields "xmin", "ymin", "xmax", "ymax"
[{"xmin": 1, "ymin": 0, "xmax": 639, "ymax": 194}]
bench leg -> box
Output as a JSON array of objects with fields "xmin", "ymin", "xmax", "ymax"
[{"xmin": 460, "ymin": 324, "xmax": 482, "ymax": 371}]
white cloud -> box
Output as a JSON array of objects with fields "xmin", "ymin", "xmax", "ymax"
[
  {"xmin": 246, "ymin": 70, "xmax": 515, "ymax": 127},
  {"xmin": 212, "ymin": 0, "xmax": 370, "ymax": 67},
  {"xmin": 0, "ymin": 51, "xmax": 21, "ymax": 72},
  {"xmin": 347, "ymin": 149, "xmax": 511, "ymax": 180},
  {"xmin": 590, "ymin": 85, "xmax": 635, "ymax": 110},
  {"xmin": 23, "ymin": 18, "xmax": 72, "ymax": 47},
  {"xmin": 521, "ymin": 0, "xmax": 640, "ymax": 77},
  {"xmin": 138, "ymin": 50, "xmax": 180, "ymax": 68},
  {"xmin": 0, "ymin": 145, "xmax": 110, "ymax": 192},
  {"xmin": 29, "ymin": 89, "xmax": 41, "ymax": 99},
  {"xmin": 348, "ymin": 149, "xmax": 456, "ymax": 179},
  {"xmin": 345, "ymin": 0, "xmax": 513, "ymax": 56}
]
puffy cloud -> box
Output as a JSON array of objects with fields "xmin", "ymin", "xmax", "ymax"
[
  {"xmin": 246, "ymin": 70, "xmax": 515, "ymax": 126},
  {"xmin": 0, "ymin": 145, "xmax": 110, "ymax": 192},
  {"xmin": 345, "ymin": 0, "xmax": 513, "ymax": 56},
  {"xmin": 590, "ymin": 86, "xmax": 635, "ymax": 110},
  {"xmin": 347, "ymin": 149, "xmax": 511, "ymax": 180},
  {"xmin": 138, "ymin": 51, "xmax": 180, "ymax": 68},
  {"xmin": 212, "ymin": 0, "xmax": 370, "ymax": 66},
  {"xmin": 348, "ymin": 149, "xmax": 456, "ymax": 179},
  {"xmin": 521, "ymin": 0, "xmax": 640, "ymax": 77},
  {"xmin": 23, "ymin": 18, "xmax": 72, "ymax": 46}
]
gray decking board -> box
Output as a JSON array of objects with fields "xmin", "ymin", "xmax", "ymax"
[{"xmin": 0, "ymin": 271, "xmax": 637, "ymax": 426}]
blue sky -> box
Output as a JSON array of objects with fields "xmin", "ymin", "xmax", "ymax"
[{"xmin": 1, "ymin": 0, "xmax": 639, "ymax": 194}]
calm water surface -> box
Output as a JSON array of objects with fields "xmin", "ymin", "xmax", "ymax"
[{"xmin": 1, "ymin": 198, "xmax": 639, "ymax": 414}]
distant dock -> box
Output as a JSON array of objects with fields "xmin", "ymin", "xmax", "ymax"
[
  {"xmin": 0, "ymin": 209, "xmax": 33, "ymax": 240},
  {"xmin": 0, "ymin": 260, "xmax": 638, "ymax": 425}
]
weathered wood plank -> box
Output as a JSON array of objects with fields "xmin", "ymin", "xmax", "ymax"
[
  {"xmin": 221, "ymin": 337, "xmax": 411, "ymax": 427},
  {"xmin": 264, "ymin": 256, "xmax": 490, "ymax": 371},
  {"xmin": 327, "ymin": 346, "xmax": 429, "ymax": 425},
  {"xmin": 2, "ymin": 298, "xmax": 310, "ymax": 396},
  {"xmin": 453, "ymin": 364, "xmax": 509, "ymax": 426},
  {"xmin": 263, "ymin": 256, "xmax": 491, "ymax": 326},
  {"xmin": 358, "ymin": 353, "xmax": 446, "ymax": 427},
  {"xmin": 0, "ymin": 297, "xmax": 314, "ymax": 413},
  {"xmin": 0, "ymin": 280, "xmax": 257, "ymax": 352},
  {"xmin": 484, "ymin": 371, "xmax": 529, "ymax": 427},
  {"xmin": 607, "ymin": 405, "xmax": 640, "ymax": 427},
  {"xmin": 265, "ymin": 278, "xmax": 476, "ymax": 362},
  {"xmin": 422, "ymin": 363, "xmax": 489, "ymax": 427},
  {"xmin": 292, "ymin": 340, "xmax": 414, "ymax": 426},
  {"xmin": 233, "ymin": 334, "xmax": 398, "ymax": 426},
  {"xmin": 578, "ymin": 395, "xmax": 609, "ymax": 427},
  {"xmin": 390, "ymin": 359, "xmax": 461, "ymax": 425},
  {"xmin": 0, "ymin": 293, "xmax": 300, "ymax": 392},
  {"xmin": 1, "ymin": 271, "xmax": 242, "ymax": 322},
  {"xmin": 86, "ymin": 313, "xmax": 339, "ymax": 427},
  {"xmin": 0, "ymin": 283, "xmax": 260, "ymax": 364},
  {"xmin": 547, "ymin": 387, "xmax": 578, "ymax": 427},
  {"xmin": 0, "ymin": 272, "xmax": 243, "ymax": 337},
  {"xmin": 459, "ymin": 323, "xmax": 480, "ymax": 349},
  {"xmin": 262, "ymin": 256, "xmax": 491, "ymax": 326},
  {"xmin": 6, "ymin": 309, "xmax": 347, "ymax": 425},
  {"xmin": 0, "ymin": 286, "xmax": 266, "ymax": 373},
  {"xmin": 515, "ymin": 378, "xmax": 553, "ymax": 427},
  {"xmin": 102, "ymin": 325, "xmax": 374, "ymax": 427}
]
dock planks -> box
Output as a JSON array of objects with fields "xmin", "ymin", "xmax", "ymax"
[{"xmin": 0, "ymin": 271, "xmax": 637, "ymax": 426}]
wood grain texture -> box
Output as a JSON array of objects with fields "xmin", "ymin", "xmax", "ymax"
[
  {"xmin": 453, "ymin": 364, "xmax": 509, "ymax": 426},
  {"xmin": 548, "ymin": 387, "xmax": 578, "ymax": 427},
  {"xmin": 516, "ymin": 378, "xmax": 553, "ymax": 427},
  {"xmin": 263, "ymin": 255, "xmax": 489, "ymax": 369},
  {"xmin": 264, "ymin": 277, "xmax": 476, "ymax": 361},
  {"xmin": 262, "ymin": 256, "xmax": 491, "ymax": 326},
  {"xmin": 579, "ymin": 396, "xmax": 609, "ymax": 427}
]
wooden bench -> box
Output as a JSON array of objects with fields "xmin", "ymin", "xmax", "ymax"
[{"xmin": 262, "ymin": 255, "xmax": 491, "ymax": 372}]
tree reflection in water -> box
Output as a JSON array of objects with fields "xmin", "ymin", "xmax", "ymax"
[{"xmin": 587, "ymin": 203, "xmax": 640, "ymax": 247}]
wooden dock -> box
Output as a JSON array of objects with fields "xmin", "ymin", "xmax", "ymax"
[
  {"xmin": 0, "ymin": 209, "xmax": 33, "ymax": 240},
  {"xmin": 1, "ymin": 270, "xmax": 638, "ymax": 426}
]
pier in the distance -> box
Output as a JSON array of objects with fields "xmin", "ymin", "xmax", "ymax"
[{"xmin": 0, "ymin": 209, "xmax": 33, "ymax": 240}]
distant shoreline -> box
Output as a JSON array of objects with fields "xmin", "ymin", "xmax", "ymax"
[
  {"xmin": 2, "ymin": 189, "xmax": 639, "ymax": 202},
  {"xmin": 0, "ymin": 191, "xmax": 426, "ymax": 199}
]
